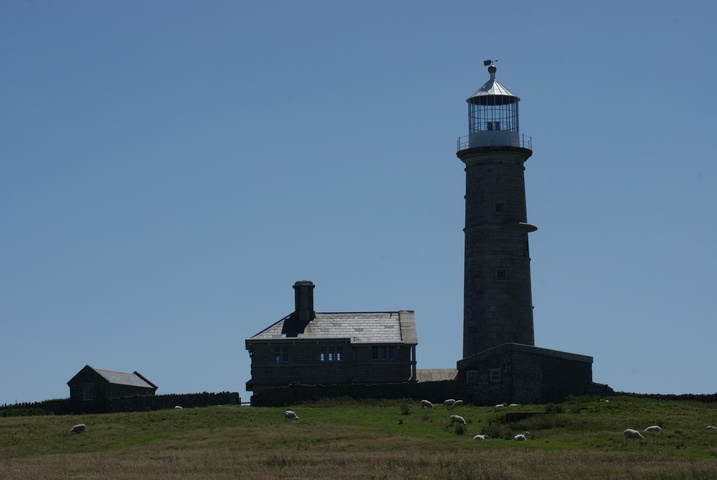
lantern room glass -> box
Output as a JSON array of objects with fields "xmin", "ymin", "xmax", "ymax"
[{"xmin": 468, "ymin": 95, "xmax": 519, "ymax": 134}]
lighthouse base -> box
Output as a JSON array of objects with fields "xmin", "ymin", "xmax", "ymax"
[{"xmin": 456, "ymin": 343, "xmax": 593, "ymax": 405}]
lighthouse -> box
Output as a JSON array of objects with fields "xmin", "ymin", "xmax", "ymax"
[
  {"xmin": 454, "ymin": 61, "xmax": 594, "ymax": 405},
  {"xmin": 457, "ymin": 61, "xmax": 536, "ymax": 359}
]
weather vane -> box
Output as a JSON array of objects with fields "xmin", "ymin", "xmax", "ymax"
[{"xmin": 483, "ymin": 59, "xmax": 499, "ymax": 66}]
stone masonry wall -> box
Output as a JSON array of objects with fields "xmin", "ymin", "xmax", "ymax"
[
  {"xmin": 1, "ymin": 392, "xmax": 240, "ymax": 415},
  {"xmin": 250, "ymin": 381, "xmax": 463, "ymax": 407}
]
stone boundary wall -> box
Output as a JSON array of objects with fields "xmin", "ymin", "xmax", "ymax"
[
  {"xmin": 250, "ymin": 381, "xmax": 717, "ymax": 407},
  {"xmin": 104, "ymin": 391, "xmax": 240, "ymax": 413},
  {"xmin": 0, "ymin": 392, "xmax": 240, "ymax": 415},
  {"xmin": 250, "ymin": 381, "xmax": 464, "ymax": 407},
  {"xmin": 0, "ymin": 397, "xmax": 73, "ymax": 416},
  {"xmin": 615, "ymin": 391, "xmax": 717, "ymax": 403}
]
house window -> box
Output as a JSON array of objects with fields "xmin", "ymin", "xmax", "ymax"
[
  {"xmin": 274, "ymin": 347, "xmax": 289, "ymax": 363},
  {"xmin": 320, "ymin": 346, "xmax": 343, "ymax": 362},
  {"xmin": 372, "ymin": 346, "xmax": 397, "ymax": 361},
  {"xmin": 466, "ymin": 370, "xmax": 478, "ymax": 385},
  {"xmin": 82, "ymin": 386, "xmax": 93, "ymax": 401},
  {"xmin": 496, "ymin": 269, "xmax": 507, "ymax": 281},
  {"xmin": 489, "ymin": 368, "xmax": 502, "ymax": 383}
]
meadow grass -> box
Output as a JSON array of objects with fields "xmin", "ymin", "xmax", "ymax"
[{"xmin": 1, "ymin": 396, "xmax": 717, "ymax": 479}]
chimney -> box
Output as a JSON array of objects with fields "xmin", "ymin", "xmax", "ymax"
[{"xmin": 293, "ymin": 280, "xmax": 315, "ymax": 323}]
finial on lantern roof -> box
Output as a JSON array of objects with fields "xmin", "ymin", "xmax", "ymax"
[{"xmin": 483, "ymin": 59, "xmax": 498, "ymax": 76}]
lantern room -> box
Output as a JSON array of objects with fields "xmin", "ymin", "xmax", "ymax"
[{"xmin": 463, "ymin": 62, "xmax": 530, "ymax": 150}]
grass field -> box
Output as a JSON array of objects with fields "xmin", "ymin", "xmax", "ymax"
[{"xmin": 2, "ymin": 396, "xmax": 717, "ymax": 479}]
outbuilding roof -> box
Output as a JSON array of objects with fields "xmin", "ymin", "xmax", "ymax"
[
  {"xmin": 247, "ymin": 310, "xmax": 417, "ymax": 345},
  {"xmin": 68, "ymin": 365, "xmax": 158, "ymax": 389},
  {"xmin": 93, "ymin": 368, "xmax": 157, "ymax": 389}
]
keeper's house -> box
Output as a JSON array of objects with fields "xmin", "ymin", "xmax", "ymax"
[{"xmin": 245, "ymin": 281, "xmax": 418, "ymax": 395}]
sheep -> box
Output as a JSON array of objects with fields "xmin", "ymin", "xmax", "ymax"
[
  {"xmin": 706, "ymin": 426, "xmax": 717, "ymax": 431},
  {"xmin": 284, "ymin": 410, "xmax": 299, "ymax": 421},
  {"xmin": 508, "ymin": 404, "xmax": 520, "ymax": 407},
  {"xmin": 420, "ymin": 400, "xmax": 434, "ymax": 409},
  {"xmin": 174, "ymin": 406, "xmax": 183, "ymax": 409},
  {"xmin": 70, "ymin": 424, "xmax": 86, "ymax": 433},
  {"xmin": 644, "ymin": 425, "xmax": 662, "ymax": 433},
  {"xmin": 453, "ymin": 400, "xmax": 464, "ymax": 407},
  {"xmin": 623, "ymin": 429, "xmax": 645, "ymax": 439},
  {"xmin": 513, "ymin": 431, "xmax": 531, "ymax": 441},
  {"xmin": 449, "ymin": 415, "xmax": 466, "ymax": 426},
  {"xmin": 443, "ymin": 399, "xmax": 456, "ymax": 408},
  {"xmin": 495, "ymin": 402, "xmax": 508, "ymax": 408},
  {"xmin": 472, "ymin": 434, "xmax": 489, "ymax": 441}
]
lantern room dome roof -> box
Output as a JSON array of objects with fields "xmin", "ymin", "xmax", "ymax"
[{"xmin": 467, "ymin": 65, "xmax": 519, "ymax": 101}]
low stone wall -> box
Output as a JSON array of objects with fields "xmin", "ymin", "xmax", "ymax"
[
  {"xmin": 0, "ymin": 392, "xmax": 240, "ymax": 415},
  {"xmin": 104, "ymin": 391, "xmax": 240, "ymax": 413},
  {"xmin": 250, "ymin": 381, "xmax": 464, "ymax": 407},
  {"xmin": 0, "ymin": 398, "xmax": 74, "ymax": 416},
  {"xmin": 615, "ymin": 391, "xmax": 717, "ymax": 403}
]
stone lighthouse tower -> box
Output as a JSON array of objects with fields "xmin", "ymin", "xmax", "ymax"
[
  {"xmin": 455, "ymin": 61, "xmax": 594, "ymax": 405},
  {"xmin": 457, "ymin": 61, "xmax": 536, "ymax": 359}
]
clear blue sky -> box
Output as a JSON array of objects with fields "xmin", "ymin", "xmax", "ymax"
[{"xmin": 2, "ymin": 0, "xmax": 715, "ymax": 405}]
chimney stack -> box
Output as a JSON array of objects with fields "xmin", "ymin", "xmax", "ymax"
[{"xmin": 293, "ymin": 280, "xmax": 315, "ymax": 323}]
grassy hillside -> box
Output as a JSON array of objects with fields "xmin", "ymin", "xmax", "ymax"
[{"xmin": 2, "ymin": 396, "xmax": 717, "ymax": 479}]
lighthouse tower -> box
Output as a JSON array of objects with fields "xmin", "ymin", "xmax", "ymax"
[{"xmin": 457, "ymin": 61, "xmax": 536, "ymax": 359}]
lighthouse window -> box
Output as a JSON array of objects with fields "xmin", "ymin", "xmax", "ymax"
[
  {"xmin": 496, "ymin": 269, "xmax": 507, "ymax": 281},
  {"xmin": 487, "ymin": 121, "xmax": 501, "ymax": 131},
  {"xmin": 494, "ymin": 203, "xmax": 505, "ymax": 213}
]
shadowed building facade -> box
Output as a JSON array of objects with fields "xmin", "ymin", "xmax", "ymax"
[{"xmin": 245, "ymin": 281, "xmax": 418, "ymax": 397}]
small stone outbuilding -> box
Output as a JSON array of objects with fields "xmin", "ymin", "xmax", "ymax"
[
  {"xmin": 457, "ymin": 343, "xmax": 593, "ymax": 405},
  {"xmin": 245, "ymin": 281, "xmax": 418, "ymax": 398},
  {"xmin": 67, "ymin": 365, "xmax": 158, "ymax": 412}
]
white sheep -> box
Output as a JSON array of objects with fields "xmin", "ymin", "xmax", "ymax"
[
  {"xmin": 444, "ymin": 399, "xmax": 456, "ymax": 408},
  {"xmin": 495, "ymin": 402, "xmax": 508, "ymax": 408},
  {"xmin": 420, "ymin": 400, "xmax": 434, "ymax": 408},
  {"xmin": 624, "ymin": 429, "xmax": 644, "ymax": 439},
  {"xmin": 513, "ymin": 431, "xmax": 531, "ymax": 441},
  {"xmin": 508, "ymin": 403, "xmax": 520, "ymax": 407},
  {"xmin": 706, "ymin": 426, "xmax": 717, "ymax": 431},
  {"xmin": 644, "ymin": 425, "xmax": 662, "ymax": 433},
  {"xmin": 449, "ymin": 415, "xmax": 466, "ymax": 425},
  {"xmin": 70, "ymin": 424, "xmax": 86, "ymax": 433},
  {"xmin": 453, "ymin": 400, "xmax": 464, "ymax": 407},
  {"xmin": 472, "ymin": 434, "xmax": 489, "ymax": 441},
  {"xmin": 174, "ymin": 406, "xmax": 183, "ymax": 409},
  {"xmin": 284, "ymin": 410, "xmax": 299, "ymax": 421}
]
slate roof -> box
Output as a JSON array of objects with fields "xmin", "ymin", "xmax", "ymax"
[
  {"xmin": 92, "ymin": 367, "xmax": 157, "ymax": 389},
  {"xmin": 248, "ymin": 310, "xmax": 417, "ymax": 345},
  {"xmin": 416, "ymin": 369, "xmax": 458, "ymax": 382}
]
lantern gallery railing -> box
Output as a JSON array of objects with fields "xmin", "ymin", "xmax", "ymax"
[{"xmin": 457, "ymin": 133, "xmax": 532, "ymax": 152}]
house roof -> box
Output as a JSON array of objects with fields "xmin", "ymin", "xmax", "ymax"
[{"xmin": 247, "ymin": 310, "xmax": 418, "ymax": 345}]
